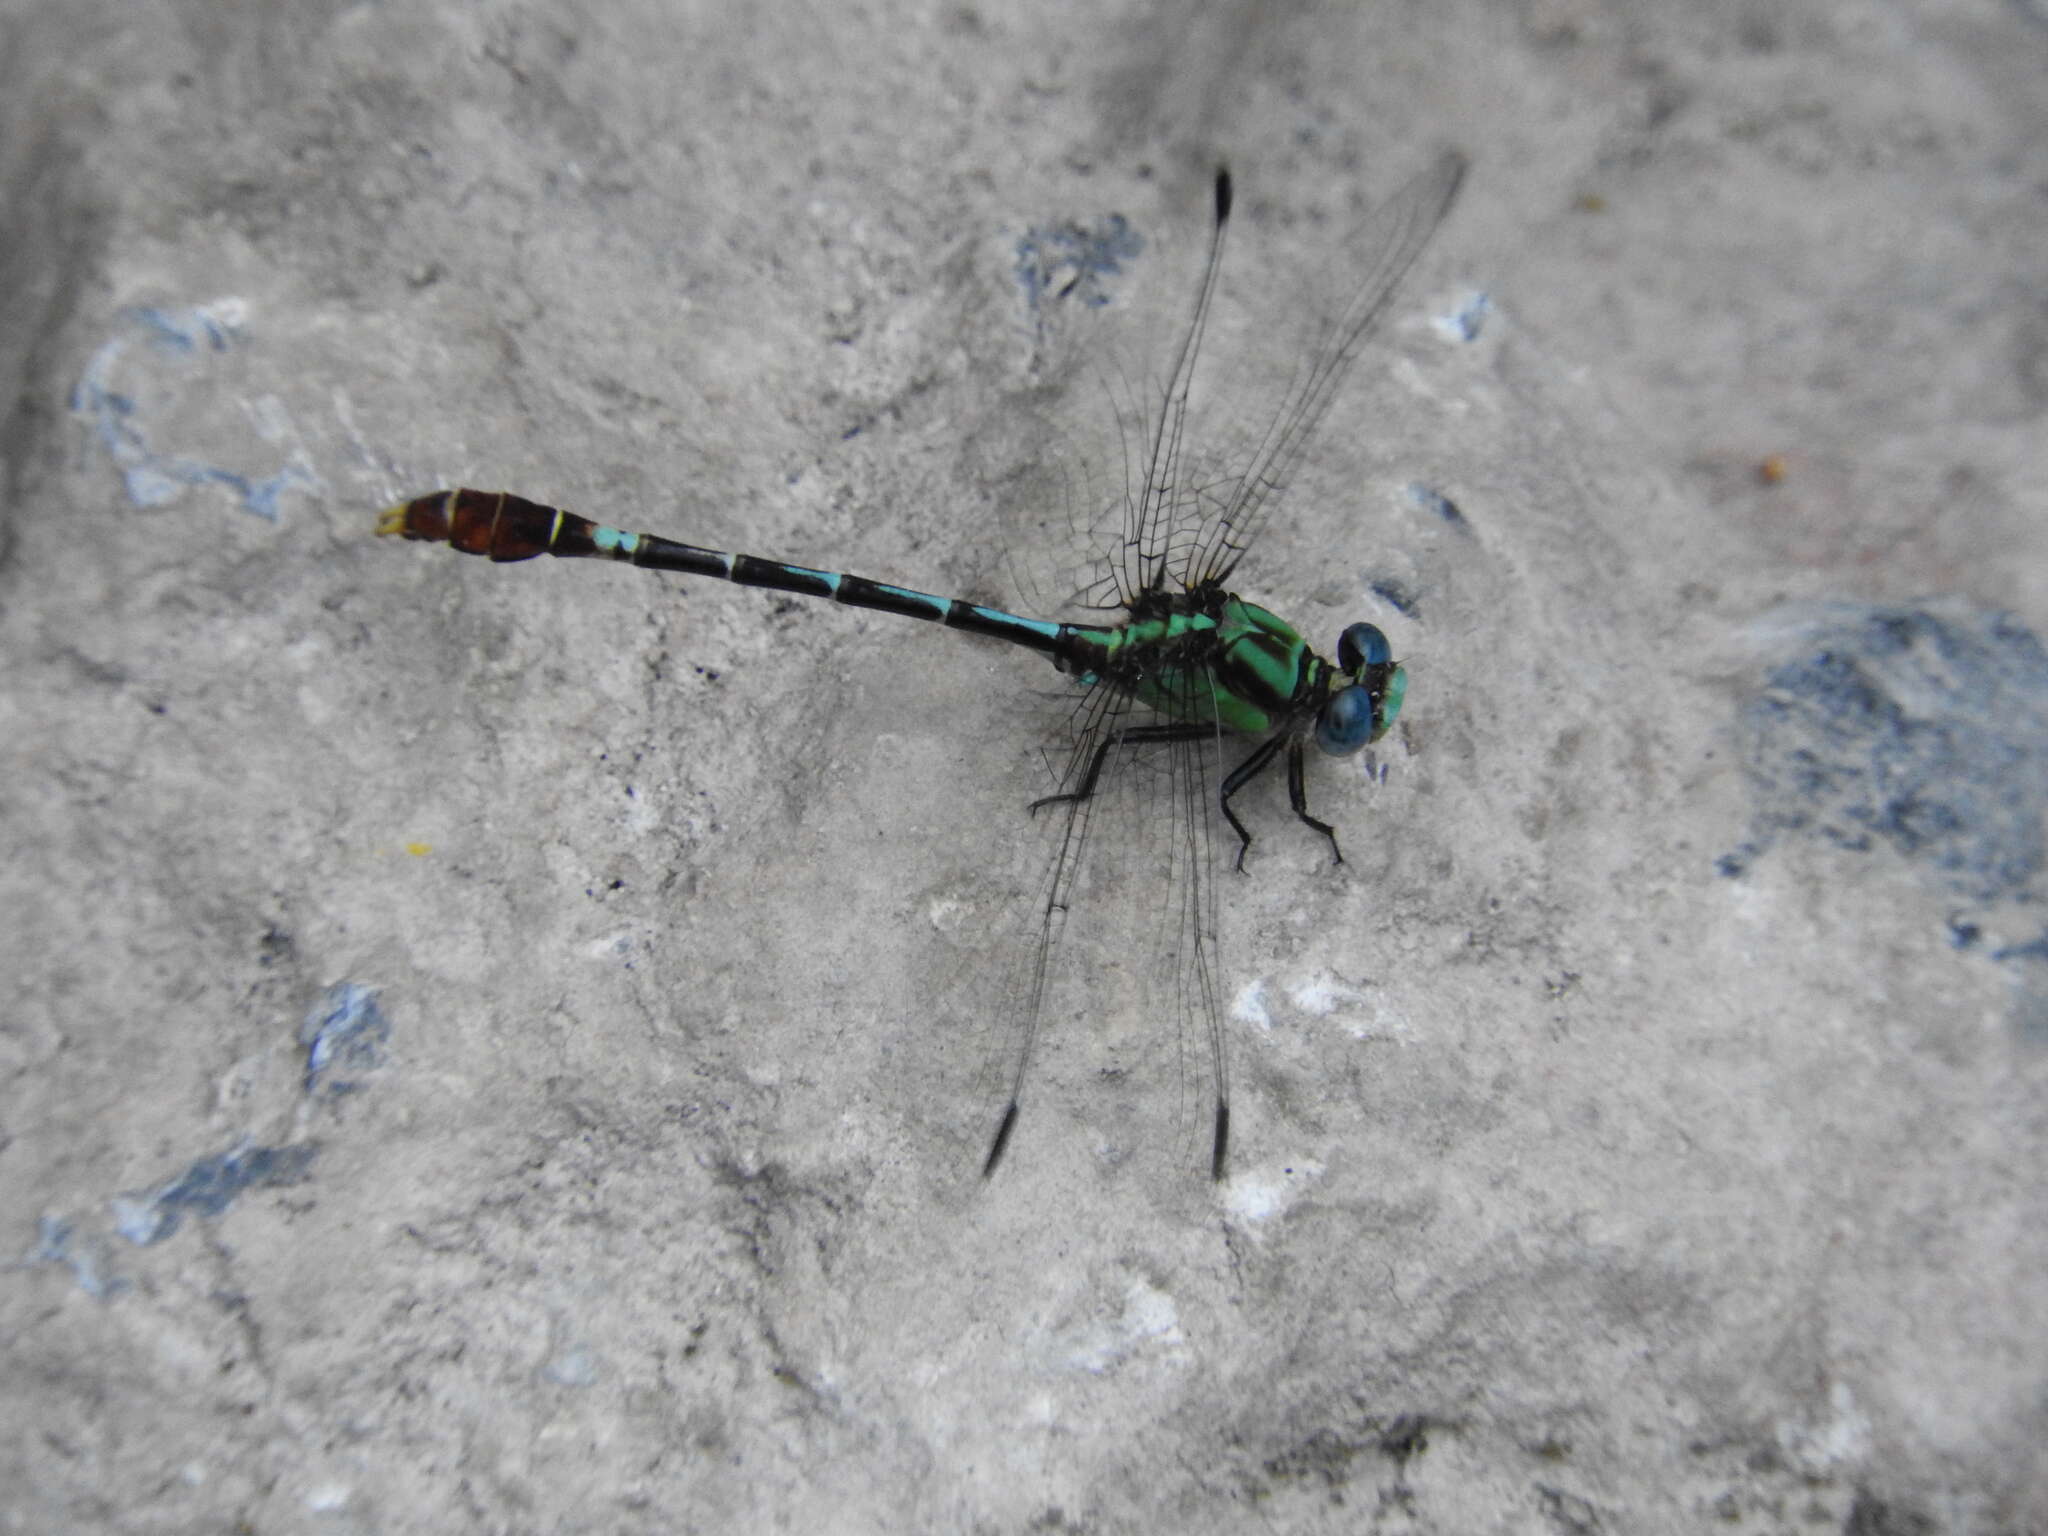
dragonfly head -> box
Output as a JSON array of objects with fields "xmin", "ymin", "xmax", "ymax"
[{"xmin": 1314, "ymin": 622, "xmax": 1406, "ymax": 756}]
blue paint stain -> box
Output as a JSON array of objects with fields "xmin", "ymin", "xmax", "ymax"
[
  {"xmin": 1721, "ymin": 604, "xmax": 2048, "ymax": 1029},
  {"xmin": 1435, "ymin": 290, "xmax": 1493, "ymax": 343},
  {"xmin": 110, "ymin": 1142, "xmax": 318, "ymax": 1247},
  {"xmin": 1369, "ymin": 578, "xmax": 1419, "ymax": 618},
  {"xmin": 1720, "ymin": 605, "xmax": 2048, "ymax": 902},
  {"xmin": 300, "ymin": 982, "xmax": 390, "ymax": 1098},
  {"xmin": 133, "ymin": 304, "xmax": 235, "ymax": 353},
  {"xmin": 71, "ymin": 301, "xmax": 317, "ymax": 520},
  {"xmin": 541, "ymin": 1345, "xmax": 601, "ymax": 1387},
  {"xmin": 19, "ymin": 1217, "xmax": 123, "ymax": 1299},
  {"xmin": 1015, "ymin": 210, "xmax": 1144, "ymax": 314},
  {"xmin": 1406, "ymin": 483, "xmax": 1467, "ymax": 528},
  {"xmin": 20, "ymin": 982, "xmax": 385, "ymax": 1288}
]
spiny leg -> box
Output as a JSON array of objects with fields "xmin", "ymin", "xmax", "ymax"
[
  {"xmin": 1217, "ymin": 732, "xmax": 1289, "ymax": 871},
  {"xmin": 1286, "ymin": 737, "xmax": 1343, "ymax": 865},
  {"xmin": 1029, "ymin": 721, "xmax": 1216, "ymax": 817}
]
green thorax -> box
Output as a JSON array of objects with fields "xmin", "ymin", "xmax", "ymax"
[{"xmin": 1070, "ymin": 595, "xmax": 1321, "ymax": 736}]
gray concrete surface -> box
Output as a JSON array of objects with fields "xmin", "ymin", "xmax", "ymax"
[{"xmin": 4, "ymin": 0, "xmax": 2045, "ymax": 1530}]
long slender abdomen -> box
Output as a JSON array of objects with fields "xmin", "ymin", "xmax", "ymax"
[
  {"xmin": 377, "ymin": 487, "xmax": 727, "ymax": 571},
  {"xmin": 378, "ymin": 488, "xmax": 1077, "ymax": 659}
]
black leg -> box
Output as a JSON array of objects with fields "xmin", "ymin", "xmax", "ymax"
[
  {"xmin": 1286, "ymin": 738, "xmax": 1343, "ymax": 865},
  {"xmin": 1218, "ymin": 732, "xmax": 1288, "ymax": 870},
  {"xmin": 1030, "ymin": 721, "xmax": 1213, "ymax": 816}
]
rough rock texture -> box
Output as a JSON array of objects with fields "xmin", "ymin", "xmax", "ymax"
[{"xmin": 4, "ymin": 0, "xmax": 2044, "ymax": 1530}]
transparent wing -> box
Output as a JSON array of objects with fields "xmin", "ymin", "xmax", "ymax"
[
  {"xmin": 1189, "ymin": 149, "xmax": 1466, "ymax": 589},
  {"xmin": 1018, "ymin": 152, "xmax": 1465, "ymax": 609},
  {"xmin": 974, "ymin": 155, "xmax": 1466, "ymax": 1177},
  {"xmin": 980, "ymin": 665, "xmax": 1232, "ymax": 1180},
  {"xmin": 1117, "ymin": 169, "xmax": 1236, "ymax": 606},
  {"xmin": 984, "ymin": 171, "xmax": 1236, "ymax": 622}
]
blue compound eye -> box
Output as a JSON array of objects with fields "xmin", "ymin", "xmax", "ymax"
[
  {"xmin": 1315, "ymin": 685, "xmax": 1376, "ymax": 756},
  {"xmin": 1337, "ymin": 622, "xmax": 1391, "ymax": 675}
]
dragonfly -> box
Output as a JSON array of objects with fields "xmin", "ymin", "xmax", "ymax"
[{"xmin": 379, "ymin": 150, "xmax": 1466, "ymax": 1180}]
